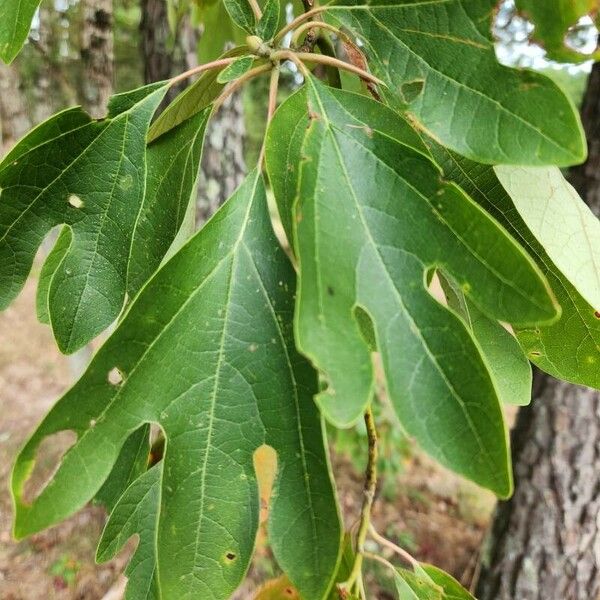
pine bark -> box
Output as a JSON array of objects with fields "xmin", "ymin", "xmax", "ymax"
[
  {"xmin": 80, "ymin": 0, "xmax": 114, "ymax": 118},
  {"xmin": 476, "ymin": 63, "xmax": 600, "ymax": 600}
]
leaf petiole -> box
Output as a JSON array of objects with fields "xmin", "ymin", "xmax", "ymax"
[{"xmin": 169, "ymin": 57, "xmax": 244, "ymax": 87}]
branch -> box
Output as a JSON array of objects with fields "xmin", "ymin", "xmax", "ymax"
[
  {"xmin": 212, "ymin": 63, "xmax": 273, "ymax": 112},
  {"xmin": 338, "ymin": 406, "xmax": 378, "ymax": 597},
  {"xmin": 169, "ymin": 57, "xmax": 242, "ymax": 87},
  {"xmin": 273, "ymin": 7, "xmax": 328, "ymax": 44},
  {"xmin": 258, "ymin": 65, "xmax": 280, "ymax": 167},
  {"xmin": 368, "ymin": 524, "xmax": 419, "ymax": 568}
]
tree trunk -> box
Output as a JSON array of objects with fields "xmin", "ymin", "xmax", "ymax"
[
  {"xmin": 139, "ymin": 0, "xmax": 246, "ymax": 225},
  {"xmin": 476, "ymin": 63, "xmax": 600, "ymax": 600},
  {"xmin": 80, "ymin": 0, "xmax": 113, "ymax": 118},
  {"xmin": 0, "ymin": 63, "xmax": 30, "ymax": 153}
]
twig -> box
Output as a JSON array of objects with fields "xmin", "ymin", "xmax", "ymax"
[
  {"xmin": 212, "ymin": 63, "xmax": 273, "ymax": 112},
  {"xmin": 338, "ymin": 407, "xmax": 378, "ymax": 597},
  {"xmin": 292, "ymin": 21, "xmax": 345, "ymax": 48},
  {"xmin": 272, "ymin": 50, "xmax": 384, "ymax": 86},
  {"xmin": 258, "ymin": 65, "xmax": 280, "ymax": 167},
  {"xmin": 368, "ymin": 524, "xmax": 419, "ymax": 568},
  {"xmin": 364, "ymin": 551, "xmax": 398, "ymax": 574},
  {"xmin": 273, "ymin": 6, "xmax": 328, "ymax": 44},
  {"xmin": 248, "ymin": 0, "xmax": 263, "ymax": 21},
  {"xmin": 169, "ymin": 57, "xmax": 242, "ymax": 87}
]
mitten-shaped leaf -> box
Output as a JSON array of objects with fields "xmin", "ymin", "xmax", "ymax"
[
  {"xmin": 12, "ymin": 171, "xmax": 341, "ymax": 600},
  {"xmin": 0, "ymin": 83, "xmax": 168, "ymax": 353},
  {"xmin": 268, "ymin": 80, "xmax": 559, "ymax": 496},
  {"xmin": 324, "ymin": 0, "xmax": 586, "ymax": 165},
  {"xmin": 428, "ymin": 142, "xmax": 600, "ymax": 389}
]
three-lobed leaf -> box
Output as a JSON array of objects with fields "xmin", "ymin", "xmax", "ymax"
[
  {"xmin": 324, "ymin": 0, "xmax": 586, "ymax": 166},
  {"xmin": 12, "ymin": 171, "xmax": 342, "ymax": 600},
  {"xmin": 0, "ymin": 83, "xmax": 168, "ymax": 353},
  {"xmin": 267, "ymin": 79, "xmax": 559, "ymax": 496}
]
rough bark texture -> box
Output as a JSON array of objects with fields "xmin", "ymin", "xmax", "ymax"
[
  {"xmin": 477, "ymin": 63, "xmax": 600, "ymax": 600},
  {"xmin": 139, "ymin": 0, "xmax": 246, "ymax": 225},
  {"xmin": 197, "ymin": 92, "xmax": 247, "ymax": 225},
  {"xmin": 0, "ymin": 63, "xmax": 30, "ymax": 153},
  {"xmin": 80, "ymin": 0, "xmax": 114, "ymax": 118}
]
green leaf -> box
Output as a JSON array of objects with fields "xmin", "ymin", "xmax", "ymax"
[
  {"xmin": 148, "ymin": 46, "xmax": 247, "ymax": 142},
  {"xmin": 12, "ymin": 171, "xmax": 342, "ymax": 600},
  {"xmin": 196, "ymin": 3, "xmax": 248, "ymax": 63},
  {"xmin": 421, "ymin": 564, "xmax": 475, "ymax": 599},
  {"xmin": 257, "ymin": 0, "xmax": 281, "ymax": 40},
  {"xmin": 440, "ymin": 274, "xmax": 532, "ymax": 406},
  {"xmin": 395, "ymin": 569, "xmax": 442, "ymax": 600},
  {"xmin": 0, "ymin": 83, "xmax": 168, "ymax": 354},
  {"xmin": 324, "ymin": 0, "xmax": 586, "ymax": 165},
  {"xmin": 395, "ymin": 564, "xmax": 474, "ymax": 600},
  {"xmin": 425, "ymin": 141, "xmax": 600, "ymax": 389},
  {"xmin": 223, "ymin": 0, "xmax": 256, "ymax": 33},
  {"xmin": 0, "ymin": 0, "xmax": 41, "ymax": 63},
  {"xmin": 269, "ymin": 80, "xmax": 559, "ymax": 496},
  {"xmin": 216, "ymin": 55, "xmax": 255, "ymax": 83},
  {"xmin": 515, "ymin": 0, "xmax": 600, "ymax": 63},
  {"xmin": 495, "ymin": 166, "xmax": 600, "ymax": 311},
  {"xmin": 94, "ymin": 425, "xmax": 150, "ymax": 512},
  {"xmin": 128, "ymin": 109, "xmax": 209, "ymax": 297},
  {"xmin": 97, "ymin": 465, "xmax": 161, "ymax": 600}
]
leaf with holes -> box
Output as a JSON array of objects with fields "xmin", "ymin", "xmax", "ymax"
[
  {"xmin": 426, "ymin": 140, "xmax": 600, "ymax": 390},
  {"xmin": 515, "ymin": 0, "xmax": 600, "ymax": 62},
  {"xmin": 0, "ymin": 0, "xmax": 42, "ymax": 63},
  {"xmin": 268, "ymin": 79, "xmax": 559, "ymax": 496},
  {"xmin": 0, "ymin": 83, "xmax": 168, "ymax": 354},
  {"xmin": 324, "ymin": 0, "xmax": 586, "ymax": 165},
  {"xmin": 12, "ymin": 170, "xmax": 342, "ymax": 600}
]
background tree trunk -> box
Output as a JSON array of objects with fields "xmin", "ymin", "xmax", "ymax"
[
  {"xmin": 0, "ymin": 64, "xmax": 30, "ymax": 153},
  {"xmin": 139, "ymin": 0, "xmax": 245, "ymax": 225},
  {"xmin": 476, "ymin": 62, "xmax": 600, "ymax": 600},
  {"xmin": 80, "ymin": 0, "xmax": 114, "ymax": 118}
]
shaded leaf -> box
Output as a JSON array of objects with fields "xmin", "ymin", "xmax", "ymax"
[
  {"xmin": 12, "ymin": 171, "xmax": 341, "ymax": 600},
  {"xmin": 0, "ymin": 83, "xmax": 168, "ymax": 353},
  {"xmin": 97, "ymin": 465, "xmax": 161, "ymax": 600},
  {"xmin": 426, "ymin": 141, "xmax": 600, "ymax": 390},
  {"xmin": 324, "ymin": 0, "xmax": 586, "ymax": 165},
  {"xmin": 0, "ymin": 0, "xmax": 41, "ymax": 63},
  {"xmin": 268, "ymin": 79, "xmax": 558, "ymax": 495},
  {"xmin": 223, "ymin": 0, "xmax": 256, "ymax": 33},
  {"xmin": 217, "ymin": 55, "xmax": 255, "ymax": 83},
  {"xmin": 421, "ymin": 564, "xmax": 475, "ymax": 599},
  {"xmin": 255, "ymin": 575, "xmax": 300, "ymax": 599},
  {"xmin": 148, "ymin": 46, "xmax": 247, "ymax": 142},
  {"xmin": 128, "ymin": 109, "xmax": 209, "ymax": 297},
  {"xmin": 515, "ymin": 0, "xmax": 600, "ymax": 63}
]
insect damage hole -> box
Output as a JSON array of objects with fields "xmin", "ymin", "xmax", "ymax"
[
  {"xmin": 67, "ymin": 194, "xmax": 84, "ymax": 209},
  {"xmin": 225, "ymin": 552, "xmax": 236, "ymax": 561},
  {"xmin": 107, "ymin": 367, "xmax": 124, "ymax": 386}
]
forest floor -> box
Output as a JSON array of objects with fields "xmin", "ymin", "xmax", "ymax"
[{"xmin": 0, "ymin": 276, "xmax": 496, "ymax": 599}]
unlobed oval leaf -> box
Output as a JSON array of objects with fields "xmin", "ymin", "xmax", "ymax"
[
  {"xmin": 324, "ymin": 0, "xmax": 586, "ymax": 166},
  {"xmin": 12, "ymin": 171, "xmax": 341, "ymax": 600}
]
